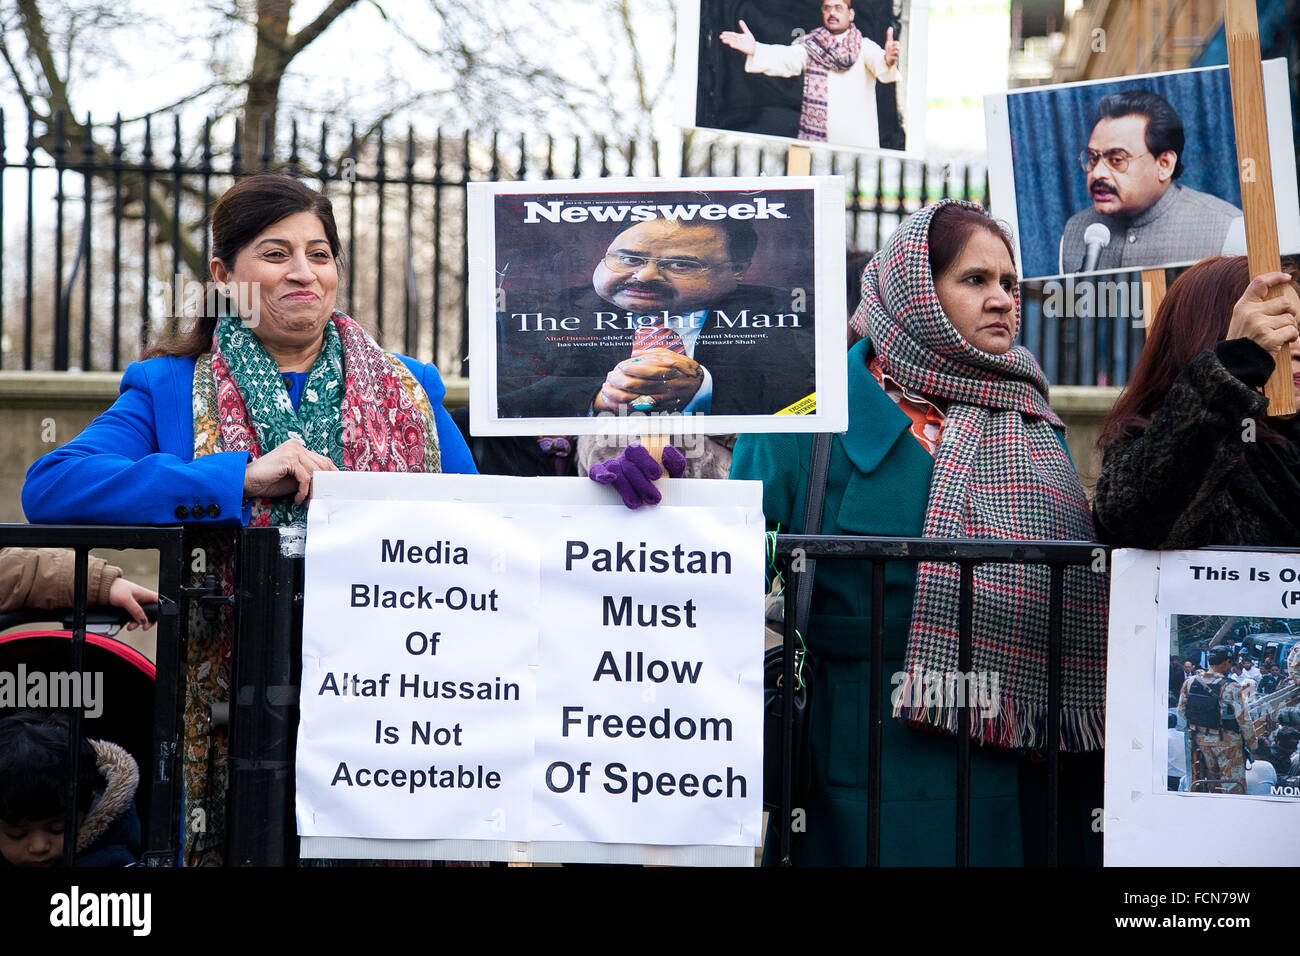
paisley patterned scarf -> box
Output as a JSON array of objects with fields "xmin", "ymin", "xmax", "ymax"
[
  {"xmin": 209, "ymin": 310, "xmax": 440, "ymax": 524},
  {"xmin": 179, "ymin": 310, "xmax": 441, "ymax": 863},
  {"xmin": 853, "ymin": 199, "xmax": 1109, "ymax": 752}
]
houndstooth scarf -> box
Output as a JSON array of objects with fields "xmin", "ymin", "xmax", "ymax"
[
  {"xmin": 796, "ymin": 26, "xmax": 862, "ymax": 142},
  {"xmin": 853, "ymin": 199, "xmax": 1108, "ymax": 752}
]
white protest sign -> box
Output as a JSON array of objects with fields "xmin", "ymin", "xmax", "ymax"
[
  {"xmin": 1105, "ymin": 549, "xmax": 1300, "ymax": 867},
  {"xmin": 295, "ymin": 473, "xmax": 765, "ymax": 863},
  {"xmin": 532, "ymin": 508, "xmax": 763, "ymax": 847},
  {"xmin": 296, "ymin": 498, "xmax": 539, "ymax": 842}
]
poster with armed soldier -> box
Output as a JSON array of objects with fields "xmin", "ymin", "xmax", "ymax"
[
  {"xmin": 467, "ymin": 177, "xmax": 848, "ymax": 436},
  {"xmin": 1168, "ymin": 615, "xmax": 1300, "ymax": 800},
  {"xmin": 1107, "ymin": 549, "xmax": 1300, "ymax": 867}
]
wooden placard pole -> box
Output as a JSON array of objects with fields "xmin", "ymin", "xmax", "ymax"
[
  {"xmin": 787, "ymin": 144, "xmax": 812, "ymax": 177},
  {"xmin": 1141, "ymin": 268, "xmax": 1166, "ymax": 336},
  {"xmin": 1226, "ymin": 0, "xmax": 1293, "ymax": 415}
]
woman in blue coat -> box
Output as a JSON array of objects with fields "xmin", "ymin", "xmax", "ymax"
[
  {"xmin": 732, "ymin": 200, "xmax": 1108, "ymax": 865},
  {"xmin": 24, "ymin": 175, "xmax": 474, "ymax": 529},
  {"xmin": 23, "ymin": 173, "xmax": 476, "ymax": 863}
]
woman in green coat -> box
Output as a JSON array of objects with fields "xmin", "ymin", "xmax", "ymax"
[{"xmin": 732, "ymin": 200, "xmax": 1108, "ymax": 865}]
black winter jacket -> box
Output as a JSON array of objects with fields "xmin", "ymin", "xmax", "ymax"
[{"xmin": 1094, "ymin": 338, "xmax": 1300, "ymax": 549}]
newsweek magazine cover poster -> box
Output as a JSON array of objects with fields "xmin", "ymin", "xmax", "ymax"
[{"xmin": 467, "ymin": 177, "xmax": 848, "ymax": 436}]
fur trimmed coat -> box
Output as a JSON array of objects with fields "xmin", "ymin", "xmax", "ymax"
[{"xmin": 76, "ymin": 739, "xmax": 142, "ymax": 867}]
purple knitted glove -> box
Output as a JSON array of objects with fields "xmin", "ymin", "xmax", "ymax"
[
  {"xmin": 589, "ymin": 444, "xmax": 685, "ymax": 509},
  {"xmin": 661, "ymin": 444, "xmax": 687, "ymax": 478}
]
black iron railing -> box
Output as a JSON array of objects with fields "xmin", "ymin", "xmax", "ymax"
[
  {"xmin": 0, "ymin": 524, "xmax": 187, "ymax": 866},
  {"xmin": 0, "ymin": 106, "xmax": 1148, "ymax": 384},
  {"xmin": 769, "ymin": 533, "xmax": 1107, "ymax": 867},
  {"xmin": 1, "ymin": 522, "xmax": 1103, "ymax": 867}
]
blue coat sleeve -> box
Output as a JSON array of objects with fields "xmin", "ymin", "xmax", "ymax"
[
  {"xmin": 397, "ymin": 354, "xmax": 477, "ymax": 475},
  {"xmin": 22, "ymin": 360, "xmax": 251, "ymax": 526}
]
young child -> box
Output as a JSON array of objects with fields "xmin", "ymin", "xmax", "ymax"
[{"xmin": 0, "ymin": 710, "xmax": 140, "ymax": 866}]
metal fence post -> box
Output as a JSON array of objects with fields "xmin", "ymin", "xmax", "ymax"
[{"xmin": 226, "ymin": 526, "xmax": 304, "ymax": 867}]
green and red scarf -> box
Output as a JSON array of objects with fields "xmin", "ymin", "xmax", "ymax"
[
  {"xmin": 178, "ymin": 310, "xmax": 441, "ymax": 863},
  {"xmin": 198, "ymin": 309, "xmax": 441, "ymax": 524}
]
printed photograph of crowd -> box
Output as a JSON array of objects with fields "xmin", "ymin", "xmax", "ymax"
[{"xmin": 1167, "ymin": 614, "xmax": 1300, "ymax": 798}]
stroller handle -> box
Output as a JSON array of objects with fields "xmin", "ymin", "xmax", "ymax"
[{"xmin": 0, "ymin": 602, "xmax": 160, "ymax": 633}]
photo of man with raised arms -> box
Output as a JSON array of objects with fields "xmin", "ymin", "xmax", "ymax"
[
  {"xmin": 688, "ymin": 0, "xmax": 911, "ymax": 152},
  {"xmin": 494, "ymin": 196, "xmax": 817, "ymax": 421},
  {"xmin": 719, "ymin": 0, "xmax": 900, "ymax": 150}
]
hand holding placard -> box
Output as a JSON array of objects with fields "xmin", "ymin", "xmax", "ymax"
[
  {"xmin": 244, "ymin": 438, "xmax": 338, "ymax": 503},
  {"xmin": 589, "ymin": 443, "xmax": 686, "ymax": 509},
  {"xmin": 1225, "ymin": 272, "xmax": 1300, "ymax": 353}
]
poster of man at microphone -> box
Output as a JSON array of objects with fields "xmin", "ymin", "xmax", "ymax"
[{"xmin": 984, "ymin": 63, "xmax": 1300, "ymax": 282}]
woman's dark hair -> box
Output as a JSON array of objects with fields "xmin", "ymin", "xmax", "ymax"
[
  {"xmin": 0, "ymin": 710, "xmax": 99, "ymax": 823},
  {"xmin": 927, "ymin": 204, "xmax": 1016, "ymax": 281},
  {"xmin": 1099, "ymin": 257, "xmax": 1300, "ymax": 451},
  {"xmin": 144, "ymin": 172, "xmax": 343, "ymax": 359}
]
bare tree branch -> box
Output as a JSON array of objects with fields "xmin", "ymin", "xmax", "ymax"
[
  {"xmin": 114, "ymin": 81, "xmax": 237, "ymax": 124},
  {"xmin": 285, "ymin": 0, "xmax": 359, "ymax": 61},
  {"xmin": 14, "ymin": 0, "xmax": 69, "ymax": 106},
  {"xmin": 0, "ymin": 27, "xmax": 41, "ymax": 117}
]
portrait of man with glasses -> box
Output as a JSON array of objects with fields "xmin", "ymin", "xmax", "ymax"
[
  {"xmin": 495, "ymin": 209, "xmax": 816, "ymax": 420},
  {"xmin": 1058, "ymin": 89, "xmax": 1244, "ymax": 274}
]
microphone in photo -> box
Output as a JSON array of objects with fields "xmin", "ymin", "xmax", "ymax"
[{"xmin": 1081, "ymin": 223, "xmax": 1112, "ymax": 273}]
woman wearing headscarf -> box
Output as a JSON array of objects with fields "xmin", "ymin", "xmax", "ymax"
[
  {"xmin": 1093, "ymin": 257, "xmax": 1300, "ymax": 548},
  {"xmin": 731, "ymin": 199, "xmax": 1108, "ymax": 865}
]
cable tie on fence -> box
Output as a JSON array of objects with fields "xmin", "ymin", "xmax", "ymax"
[{"xmin": 765, "ymin": 524, "xmax": 781, "ymax": 570}]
